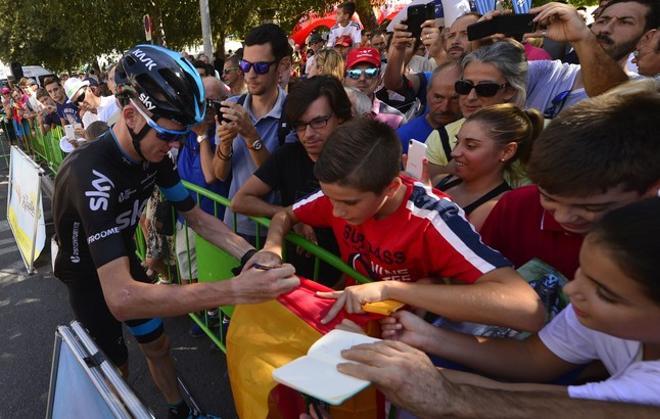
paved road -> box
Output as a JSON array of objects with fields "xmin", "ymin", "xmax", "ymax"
[{"xmin": 0, "ymin": 148, "xmax": 237, "ymax": 418}]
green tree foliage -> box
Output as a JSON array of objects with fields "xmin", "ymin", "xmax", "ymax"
[{"xmin": 0, "ymin": 0, "xmax": 599, "ymax": 71}]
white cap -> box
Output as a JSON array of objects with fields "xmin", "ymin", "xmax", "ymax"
[{"xmin": 63, "ymin": 77, "xmax": 90, "ymax": 103}]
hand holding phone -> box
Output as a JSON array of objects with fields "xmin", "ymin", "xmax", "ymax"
[
  {"xmin": 406, "ymin": 139, "xmax": 427, "ymax": 180},
  {"xmin": 467, "ymin": 14, "xmax": 536, "ymax": 41},
  {"xmin": 405, "ymin": 2, "xmax": 436, "ymax": 41}
]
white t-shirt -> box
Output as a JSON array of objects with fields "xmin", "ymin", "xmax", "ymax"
[
  {"xmin": 539, "ymin": 304, "xmax": 660, "ymax": 406},
  {"xmin": 97, "ymin": 95, "xmax": 120, "ymax": 125},
  {"xmin": 326, "ymin": 22, "xmax": 362, "ymax": 47}
]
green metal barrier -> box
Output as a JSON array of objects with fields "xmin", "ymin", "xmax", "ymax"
[{"xmin": 177, "ymin": 181, "xmax": 371, "ymax": 352}]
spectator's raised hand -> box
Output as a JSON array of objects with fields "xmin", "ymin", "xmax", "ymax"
[
  {"xmin": 338, "ymin": 340, "xmax": 448, "ymax": 416},
  {"xmin": 217, "ymin": 120, "xmax": 238, "ymax": 145},
  {"xmin": 316, "ymin": 281, "xmax": 389, "ymax": 324},
  {"xmin": 220, "ymin": 100, "xmax": 259, "ymax": 143},
  {"xmin": 420, "ymin": 20, "xmax": 441, "ymax": 51},
  {"xmin": 391, "ymin": 23, "xmax": 415, "ymax": 51},
  {"xmin": 380, "ymin": 310, "xmax": 437, "ymax": 351},
  {"xmin": 531, "ymin": 2, "xmax": 591, "ymax": 43}
]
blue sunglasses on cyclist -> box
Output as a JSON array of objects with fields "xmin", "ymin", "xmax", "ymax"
[
  {"xmin": 238, "ymin": 59, "xmax": 278, "ymax": 75},
  {"xmin": 131, "ymin": 99, "xmax": 190, "ymax": 142},
  {"xmin": 346, "ymin": 67, "xmax": 379, "ymax": 80}
]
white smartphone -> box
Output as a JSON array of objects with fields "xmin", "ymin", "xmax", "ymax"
[{"xmin": 406, "ymin": 139, "xmax": 427, "ymax": 179}]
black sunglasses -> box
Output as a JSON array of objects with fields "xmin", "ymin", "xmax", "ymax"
[
  {"xmin": 455, "ymin": 80, "xmax": 508, "ymax": 98},
  {"xmin": 74, "ymin": 87, "xmax": 87, "ymax": 104}
]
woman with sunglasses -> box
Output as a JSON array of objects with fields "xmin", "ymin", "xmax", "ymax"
[
  {"xmin": 435, "ymin": 104, "xmax": 543, "ymax": 230},
  {"xmin": 426, "ymin": 40, "xmax": 528, "ymax": 180}
]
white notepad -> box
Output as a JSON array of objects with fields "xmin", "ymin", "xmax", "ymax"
[{"xmin": 272, "ymin": 330, "xmax": 381, "ymax": 405}]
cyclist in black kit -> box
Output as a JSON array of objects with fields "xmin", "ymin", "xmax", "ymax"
[{"xmin": 52, "ymin": 44, "xmax": 298, "ymax": 419}]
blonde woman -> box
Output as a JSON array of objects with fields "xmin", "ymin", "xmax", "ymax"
[{"xmin": 309, "ymin": 48, "xmax": 345, "ymax": 80}]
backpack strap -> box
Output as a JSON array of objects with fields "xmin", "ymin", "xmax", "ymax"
[{"xmin": 437, "ymin": 126, "xmax": 453, "ymax": 163}]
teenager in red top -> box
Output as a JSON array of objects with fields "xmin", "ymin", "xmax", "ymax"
[{"xmin": 248, "ymin": 118, "xmax": 545, "ymax": 333}]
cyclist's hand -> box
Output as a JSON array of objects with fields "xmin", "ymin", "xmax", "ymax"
[
  {"xmin": 230, "ymin": 263, "xmax": 299, "ymax": 304},
  {"xmin": 243, "ymin": 249, "xmax": 283, "ymax": 273}
]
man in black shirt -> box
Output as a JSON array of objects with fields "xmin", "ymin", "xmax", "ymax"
[
  {"xmin": 53, "ymin": 44, "xmax": 297, "ymax": 419},
  {"xmin": 231, "ymin": 76, "xmax": 352, "ymax": 285}
]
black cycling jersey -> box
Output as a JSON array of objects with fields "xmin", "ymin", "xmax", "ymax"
[{"xmin": 53, "ymin": 129, "xmax": 195, "ymax": 284}]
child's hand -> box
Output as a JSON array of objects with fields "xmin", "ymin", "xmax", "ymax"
[
  {"xmin": 380, "ymin": 310, "xmax": 436, "ymax": 352},
  {"xmin": 317, "ymin": 282, "xmax": 389, "ymax": 324}
]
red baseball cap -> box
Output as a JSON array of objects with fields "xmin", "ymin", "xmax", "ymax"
[
  {"xmin": 346, "ymin": 47, "xmax": 381, "ymax": 69},
  {"xmin": 335, "ymin": 35, "xmax": 353, "ymax": 47}
]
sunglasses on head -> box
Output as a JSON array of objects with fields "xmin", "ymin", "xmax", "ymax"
[
  {"xmin": 346, "ymin": 67, "xmax": 379, "ymax": 80},
  {"xmin": 455, "ymin": 80, "xmax": 508, "ymax": 98},
  {"xmin": 238, "ymin": 59, "xmax": 277, "ymax": 75},
  {"xmin": 131, "ymin": 99, "xmax": 190, "ymax": 143}
]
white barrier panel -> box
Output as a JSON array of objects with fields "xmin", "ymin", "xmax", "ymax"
[
  {"xmin": 7, "ymin": 145, "xmax": 46, "ymax": 272},
  {"xmin": 46, "ymin": 321, "xmax": 154, "ymax": 419}
]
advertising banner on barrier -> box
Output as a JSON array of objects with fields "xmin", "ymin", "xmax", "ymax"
[{"xmin": 7, "ymin": 145, "xmax": 46, "ymax": 272}]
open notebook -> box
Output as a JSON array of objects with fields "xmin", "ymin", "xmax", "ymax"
[{"xmin": 272, "ymin": 330, "xmax": 381, "ymax": 405}]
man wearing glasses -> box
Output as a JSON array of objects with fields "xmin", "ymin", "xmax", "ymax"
[
  {"xmin": 222, "ymin": 54, "xmax": 246, "ymax": 96},
  {"xmin": 213, "ymin": 23, "xmax": 292, "ymax": 245},
  {"xmin": 52, "ymin": 44, "xmax": 298, "ymax": 419},
  {"xmin": 343, "ymin": 47, "xmax": 405, "ymax": 129}
]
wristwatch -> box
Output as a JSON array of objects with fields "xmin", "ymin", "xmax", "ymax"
[
  {"xmin": 196, "ymin": 134, "xmax": 208, "ymax": 144},
  {"xmin": 248, "ymin": 137, "xmax": 264, "ymax": 151}
]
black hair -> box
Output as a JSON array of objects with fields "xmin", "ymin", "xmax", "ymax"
[
  {"xmin": 589, "ymin": 198, "xmax": 660, "ymax": 304},
  {"xmin": 341, "ymin": 2, "xmax": 356, "ymax": 17},
  {"xmin": 285, "ymin": 75, "xmax": 352, "ymax": 127},
  {"xmin": 600, "ymin": 0, "xmax": 658, "ymax": 32},
  {"xmin": 244, "ymin": 23, "xmax": 292, "ymax": 61},
  {"xmin": 527, "ymin": 89, "xmax": 660, "ymax": 196},
  {"xmin": 314, "ymin": 118, "xmax": 401, "ymax": 193}
]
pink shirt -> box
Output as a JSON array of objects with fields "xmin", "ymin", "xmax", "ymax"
[{"xmin": 524, "ymin": 43, "xmax": 551, "ymax": 61}]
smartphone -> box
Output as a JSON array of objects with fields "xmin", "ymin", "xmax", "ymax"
[
  {"xmin": 405, "ymin": 2, "xmax": 436, "ymax": 40},
  {"xmin": 406, "ymin": 139, "xmax": 427, "ymax": 180},
  {"xmin": 209, "ymin": 99, "xmax": 230, "ymax": 123},
  {"xmin": 467, "ymin": 14, "xmax": 536, "ymax": 41}
]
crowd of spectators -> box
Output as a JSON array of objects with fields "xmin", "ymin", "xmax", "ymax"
[{"xmin": 8, "ymin": 0, "xmax": 659, "ymax": 417}]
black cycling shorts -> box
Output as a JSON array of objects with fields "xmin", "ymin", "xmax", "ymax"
[{"xmin": 66, "ymin": 276, "xmax": 164, "ymax": 366}]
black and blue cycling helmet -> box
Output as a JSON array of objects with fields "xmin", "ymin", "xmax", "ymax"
[{"xmin": 115, "ymin": 44, "xmax": 206, "ymax": 127}]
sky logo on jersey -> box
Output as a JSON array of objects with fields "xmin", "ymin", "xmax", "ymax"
[
  {"xmin": 115, "ymin": 198, "xmax": 149, "ymax": 230},
  {"xmin": 85, "ymin": 170, "xmax": 115, "ymax": 211}
]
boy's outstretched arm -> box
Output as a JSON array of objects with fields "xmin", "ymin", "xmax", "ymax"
[{"xmin": 245, "ymin": 207, "xmax": 299, "ymax": 268}]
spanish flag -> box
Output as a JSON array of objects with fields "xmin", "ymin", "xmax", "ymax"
[{"xmin": 227, "ymin": 279, "xmax": 387, "ymax": 419}]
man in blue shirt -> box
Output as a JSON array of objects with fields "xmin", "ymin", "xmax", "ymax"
[
  {"xmin": 397, "ymin": 62, "xmax": 462, "ymax": 154},
  {"xmin": 212, "ymin": 24, "xmax": 292, "ymax": 244},
  {"xmin": 176, "ymin": 76, "xmax": 231, "ymax": 283}
]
